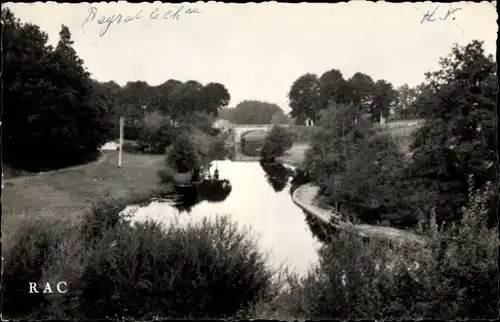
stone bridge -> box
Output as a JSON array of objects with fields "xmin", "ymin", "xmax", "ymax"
[{"xmin": 230, "ymin": 124, "xmax": 293, "ymax": 144}]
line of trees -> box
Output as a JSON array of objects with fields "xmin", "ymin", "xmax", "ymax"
[
  {"xmin": 101, "ymin": 78, "xmax": 231, "ymax": 139},
  {"xmin": 301, "ymin": 40, "xmax": 497, "ymax": 229},
  {"xmin": 3, "ymin": 8, "xmax": 114, "ymax": 171},
  {"xmin": 288, "ymin": 69, "xmax": 424, "ymax": 125},
  {"xmin": 2, "ymin": 7, "xmax": 232, "ymax": 170}
]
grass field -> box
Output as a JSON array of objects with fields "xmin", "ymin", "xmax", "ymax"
[{"xmin": 2, "ymin": 151, "xmax": 166, "ymax": 251}]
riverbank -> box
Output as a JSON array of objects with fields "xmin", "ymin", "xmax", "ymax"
[
  {"xmin": 292, "ymin": 183, "xmax": 428, "ymax": 246},
  {"xmin": 2, "ymin": 151, "xmax": 168, "ymax": 251},
  {"xmin": 3, "ymin": 152, "xmax": 108, "ymax": 181}
]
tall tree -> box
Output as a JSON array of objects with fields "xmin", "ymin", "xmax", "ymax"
[
  {"xmin": 150, "ymin": 79, "xmax": 183, "ymax": 116},
  {"xmin": 407, "ymin": 40, "xmax": 497, "ymax": 225},
  {"xmin": 319, "ymin": 69, "xmax": 347, "ymax": 109},
  {"xmin": 393, "ymin": 84, "xmax": 419, "ymax": 119},
  {"xmin": 345, "ymin": 72, "xmax": 375, "ymax": 113},
  {"xmin": 303, "ymin": 102, "xmax": 369, "ymax": 190},
  {"xmin": 2, "ymin": 16, "xmax": 111, "ymax": 170},
  {"xmin": 370, "ymin": 79, "xmax": 396, "ymax": 123},
  {"xmin": 288, "ymin": 73, "xmax": 321, "ymax": 124},
  {"xmin": 197, "ymin": 82, "xmax": 231, "ymax": 116},
  {"xmin": 168, "ymin": 80, "xmax": 203, "ymax": 125}
]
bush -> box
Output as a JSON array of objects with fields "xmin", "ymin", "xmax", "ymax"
[
  {"xmin": 256, "ymin": 184, "xmax": 498, "ymax": 320},
  {"xmin": 68, "ymin": 216, "xmax": 275, "ymax": 319},
  {"xmin": 79, "ymin": 195, "xmax": 137, "ymax": 247},
  {"xmin": 4, "ymin": 192, "xmax": 277, "ymax": 320},
  {"xmin": 122, "ymin": 141, "xmax": 141, "ymax": 154},
  {"xmin": 166, "ymin": 134, "xmax": 200, "ymax": 173},
  {"xmin": 2, "ymin": 215, "xmax": 78, "ymax": 319},
  {"xmin": 137, "ymin": 113, "xmax": 178, "ymax": 154},
  {"xmin": 260, "ymin": 126, "xmax": 294, "ymax": 160}
]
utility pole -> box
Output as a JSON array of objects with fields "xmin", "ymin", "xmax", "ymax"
[{"xmin": 118, "ymin": 116, "xmax": 124, "ymax": 167}]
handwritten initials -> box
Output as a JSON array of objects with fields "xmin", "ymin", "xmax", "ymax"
[{"xmin": 421, "ymin": 6, "xmax": 462, "ymax": 24}]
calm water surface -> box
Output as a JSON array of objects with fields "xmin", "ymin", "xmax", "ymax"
[{"xmin": 128, "ymin": 160, "xmax": 321, "ymax": 275}]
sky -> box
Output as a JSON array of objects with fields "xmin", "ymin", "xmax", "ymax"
[{"xmin": 6, "ymin": 1, "xmax": 497, "ymax": 112}]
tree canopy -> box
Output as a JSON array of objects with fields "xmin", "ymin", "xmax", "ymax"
[
  {"xmin": 218, "ymin": 100, "xmax": 286, "ymax": 125},
  {"xmin": 3, "ymin": 9, "xmax": 113, "ymax": 170},
  {"xmin": 407, "ymin": 40, "xmax": 497, "ymax": 226},
  {"xmin": 301, "ymin": 40, "xmax": 497, "ymax": 229},
  {"xmin": 287, "ymin": 68, "xmax": 417, "ymax": 124}
]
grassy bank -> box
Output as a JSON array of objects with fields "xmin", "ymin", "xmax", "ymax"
[
  {"xmin": 278, "ymin": 143, "xmax": 309, "ymax": 167},
  {"xmin": 2, "ymin": 151, "xmax": 167, "ymax": 251}
]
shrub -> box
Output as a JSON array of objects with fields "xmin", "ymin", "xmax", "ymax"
[
  {"xmin": 208, "ymin": 133, "xmax": 230, "ymax": 161},
  {"xmin": 187, "ymin": 128, "xmax": 217, "ymax": 167},
  {"xmin": 78, "ymin": 192, "xmax": 157, "ymax": 247},
  {"xmin": 260, "ymin": 126, "xmax": 293, "ymax": 160},
  {"xmin": 165, "ymin": 134, "xmax": 200, "ymax": 173},
  {"xmin": 137, "ymin": 113, "xmax": 177, "ymax": 154},
  {"xmin": 2, "ymin": 215, "xmax": 78, "ymax": 319},
  {"xmin": 256, "ymin": 183, "xmax": 498, "ymax": 320},
  {"xmin": 64, "ymin": 216, "xmax": 275, "ymax": 319},
  {"xmin": 4, "ymin": 192, "xmax": 276, "ymax": 320},
  {"xmin": 121, "ymin": 141, "xmax": 141, "ymax": 154}
]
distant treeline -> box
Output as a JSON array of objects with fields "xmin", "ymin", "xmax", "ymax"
[{"xmin": 218, "ymin": 100, "xmax": 292, "ymax": 125}]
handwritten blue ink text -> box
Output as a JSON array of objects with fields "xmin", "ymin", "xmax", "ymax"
[{"xmin": 82, "ymin": 6, "xmax": 202, "ymax": 37}]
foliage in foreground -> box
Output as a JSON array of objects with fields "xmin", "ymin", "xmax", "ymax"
[
  {"xmin": 2, "ymin": 198, "xmax": 276, "ymax": 320},
  {"xmin": 254, "ymin": 183, "xmax": 498, "ymax": 320}
]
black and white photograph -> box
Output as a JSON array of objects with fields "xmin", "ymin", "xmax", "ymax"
[{"xmin": 1, "ymin": 1, "xmax": 498, "ymax": 320}]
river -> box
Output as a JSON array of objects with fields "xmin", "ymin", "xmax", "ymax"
[{"xmin": 125, "ymin": 160, "xmax": 322, "ymax": 276}]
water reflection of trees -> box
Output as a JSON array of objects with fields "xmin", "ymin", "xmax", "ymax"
[
  {"xmin": 172, "ymin": 185, "xmax": 201, "ymax": 213},
  {"xmin": 304, "ymin": 211, "xmax": 338, "ymax": 244},
  {"xmin": 259, "ymin": 160, "xmax": 295, "ymax": 192},
  {"xmin": 171, "ymin": 176, "xmax": 233, "ymax": 213},
  {"xmin": 198, "ymin": 179, "xmax": 232, "ymax": 203},
  {"xmin": 289, "ymin": 168, "xmax": 312, "ymax": 195}
]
